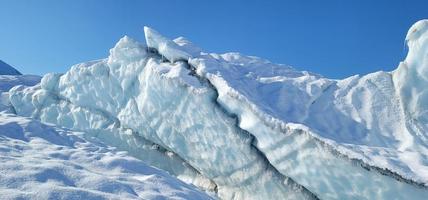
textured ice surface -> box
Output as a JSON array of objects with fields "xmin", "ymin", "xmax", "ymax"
[
  {"xmin": 8, "ymin": 37, "xmax": 314, "ymax": 200},
  {"xmin": 394, "ymin": 20, "xmax": 428, "ymax": 132},
  {"xmin": 188, "ymin": 21, "xmax": 428, "ymax": 186},
  {"xmin": 0, "ymin": 113, "xmax": 212, "ymax": 200},
  {"xmin": 7, "ymin": 20, "xmax": 428, "ymax": 199}
]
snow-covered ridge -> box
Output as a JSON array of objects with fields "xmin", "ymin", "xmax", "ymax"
[
  {"xmin": 6, "ymin": 21, "xmax": 428, "ymax": 199},
  {"xmin": 0, "ymin": 60, "xmax": 22, "ymax": 75}
]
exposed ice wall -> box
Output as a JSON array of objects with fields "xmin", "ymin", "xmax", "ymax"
[
  {"xmin": 394, "ymin": 20, "xmax": 428, "ymax": 131},
  {"xmin": 9, "ymin": 36, "xmax": 313, "ymax": 199},
  {"xmin": 188, "ymin": 48, "xmax": 428, "ymax": 198},
  {"xmin": 8, "ymin": 21, "xmax": 428, "ymax": 199}
]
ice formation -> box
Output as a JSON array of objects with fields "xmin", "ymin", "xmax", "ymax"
[{"xmin": 5, "ymin": 21, "xmax": 428, "ymax": 199}]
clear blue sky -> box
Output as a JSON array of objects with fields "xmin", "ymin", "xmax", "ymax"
[{"xmin": 0, "ymin": 0, "xmax": 427, "ymax": 79}]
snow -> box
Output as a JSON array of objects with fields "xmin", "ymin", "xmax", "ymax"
[
  {"xmin": 7, "ymin": 37, "xmax": 314, "ymax": 199},
  {"xmin": 4, "ymin": 20, "xmax": 428, "ymax": 199},
  {"xmin": 394, "ymin": 19, "xmax": 428, "ymax": 128},
  {"xmin": 0, "ymin": 113, "xmax": 213, "ymax": 199},
  {"xmin": 0, "ymin": 75, "xmax": 41, "ymax": 93},
  {"xmin": 188, "ymin": 20, "xmax": 428, "ymax": 189},
  {"xmin": 0, "ymin": 75, "xmax": 40, "ymax": 112},
  {"xmin": 144, "ymin": 26, "xmax": 191, "ymax": 62},
  {"xmin": 0, "ymin": 60, "xmax": 21, "ymax": 75}
]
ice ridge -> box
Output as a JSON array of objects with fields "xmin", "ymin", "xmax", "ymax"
[{"xmin": 7, "ymin": 20, "xmax": 428, "ymax": 199}]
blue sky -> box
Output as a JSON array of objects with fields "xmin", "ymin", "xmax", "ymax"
[{"xmin": 0, "ymin": 0, "xmax": 427, "ymax": 78}]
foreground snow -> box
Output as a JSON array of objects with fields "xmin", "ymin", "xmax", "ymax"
[
  {"xmin": 3, "ymin": 21, "xmax": 428, "ymax": 199},
  {"xmin": 0, "ymin": 113, "xmax": 213, "ymax": 200}
]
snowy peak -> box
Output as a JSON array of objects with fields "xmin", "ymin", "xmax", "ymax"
[{"xmin": 0, "ymin": 60, "xmax": 21, "ymax": 75}]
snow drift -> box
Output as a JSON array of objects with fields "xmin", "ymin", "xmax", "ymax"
[
  {"xmin": 0, "ymin": 113, "xmax": 212, "ymax": 199},
  {"xmin": 6, "ymin": 20, "xmax": 428, "ymax": 199}
]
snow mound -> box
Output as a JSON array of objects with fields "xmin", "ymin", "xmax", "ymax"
[
  {"xmin": 7, "ymin": 20, "xmax": 428, "ymax": 199},
  {"xmin": 0, "ymin": 60, "xmax": 22, "ymax": 75},
  {"xmin": 0, "ymin": 113, "xmax": 213, "ymax": 200}
]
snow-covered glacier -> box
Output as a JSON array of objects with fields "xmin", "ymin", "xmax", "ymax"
[{"xmin": 5, "ymin": 20, "xmax": 428, "ymax": 199}]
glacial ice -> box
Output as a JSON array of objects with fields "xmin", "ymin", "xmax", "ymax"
[
  {"xmin": 7, "ymin": 20, "xmax": 428, "ymax": 199},
  {"xmin": 394, "ymin": 20, "xmax": 428, "ymax": 130}
]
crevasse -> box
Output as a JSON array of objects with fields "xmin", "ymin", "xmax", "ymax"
[{"xmin": 8, "ymin": 21, "xmax": 428, "ymax": 199}]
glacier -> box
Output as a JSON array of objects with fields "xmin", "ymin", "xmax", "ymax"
[{"xmin": 4, "ymin": 20, "xmax": 428, "ymax": 199}]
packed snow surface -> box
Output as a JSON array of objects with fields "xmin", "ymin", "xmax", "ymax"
[
  {"xmin": 4, "ymin": 21, "xmax": 428, "ymax": 199},
  {"xmin": 0, "ymin": 113, "xmax": 213, "ymax": 200},
  {"xmin": 0, "ymin": 60, "xmax": 22, "ymax": 75}
]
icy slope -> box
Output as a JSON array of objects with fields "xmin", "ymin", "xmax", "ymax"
[
  {"xmin": 0, "ymin": 113, "xmax": 213, "ymax": 199},
  {"xmin": 0, "ymin": 60, "xmax": 21, "ymax": 75},
  {"xmin": 7, "ymin": 20, "xmax": 428, "ymax": 199}
]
